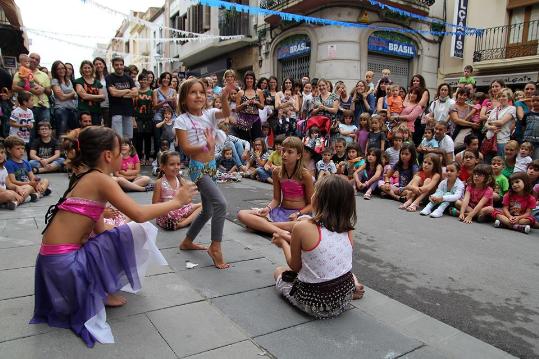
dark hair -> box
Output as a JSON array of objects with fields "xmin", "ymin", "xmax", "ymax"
[
  {"xmin": 63, "ymin": 126, "xmax": 121, "ymax": 169},
  {"xmin": 121, "ymin": 136, "xmax": 136, "ymax": 156},
  {"xmin": 424, "ymin": 126, "xmax": 434, "ymax": 134},
  {"xmin": 396, "ymin": 143, "xmax": 417, "ymax": 170},
  {"xmin": 509, "ymin": 172, "xmax": 532, "ymax": 194},
  {"xmin": 128, "ymin": 65, "xmax": 139, "ymax": 74},
  {"xmin": 334, "ymin": 137, "xmax": 346, "ymax": 146},
  {"xmin": 37, "ymin": 121, "xmax": 51, "ymax": 130},
  {"xmin": 436, "ymin": 83, "xmax": 452, "ymax": 99},
  {"xmin": 321, "ymin": 148, "xmax": 332, "ymax": 155},
  {"xmin": 490, "ymin": 79, "xmax": 505, "ymax": 88},
  {"xmin": 528, "ymin": 159, "xmax": 539, "ymax": 171},
  {"xmin": 375, "ymin": 77, "xmax": 391, "ymax": 98},
  {"xmin": 17, "ymin": 91, "xmax": 32, "ymax": 105},
  {"xmin": 464, "ymin": 133, "xmax": 479, "ymax": 146},
  {"xmin": 4, "ymin": 135, "xmax": 25, "ymax": 149},
  {"xmin": 366, "ymin": 147, "xmax": 382, "ymax": 169},
  {"xmin": 137, "ymin": 72, "xmax": 147, "ymax": 82},
  {"xmin": 268, "ymin": 75, "xmax": 279, "ymax": 90},
  {"xmin": 256, "ymin": 77, "xmax": 268, "ymax": 90},
  {"xmin": 252, "ymin": 137, "xmax": 267, "ymax": 154},
  {"xmin": 408, "ymin": 87, "xmax": 422, "ymax": 102},
  {"xmin": 92, "ymin": 57, "xmax": 108, "ymax": 77},
  {"xmin": 274, "ymin": 134, "xmax": 286, "ymax": 145},
  {"xmin": 346, "ymin": 142, "xmax": 362, "ymax": 157},
  {"xmin": 410, "ymin": 74, "xmax": 426, "ymax": 89},
  {"xmin": 473, "ymin": 91, "xmax": 486, "ymax": 103},
  {"xmin": 159, "ymin": 72, "xmax": 172, "ymax": 86},
  {"xmin": 51, "ymin": 60, "xmax": 69, "ymax": 85},
  {"xmin": 111, "ymin": 56, "xmax": 124, "ymax": 65},
  {"xmin": 157, "ymin": 150, "xmax": 181, "ymax": 178},
  {"xmin": 456, "ymin": 87, "xmax": 471, "ymax": 98},
  {"xmin": 311, "ymin": 78, "xmax": 319, "ymax": 86},
  {"xmin": 308, "ymin": 125, "xmax": 320, "ymax": 136},
  {"xmin": 464, "ymin": 65, "xmax": 474, "ymax": 72},
  {"xmin": 281, "ymin": 77, "xmax": 294, "ymax": 92},
  {"xmin": 79, "ymin": 60, "xmax": 94, "ymax": 77},
  {"xmin": 447, "ymin": 161, "xmax": 461, "ymax": 172},
  {"xmin": 78, "ymin": 111, "xmax": 91, "ymax": 121},
  {"xmin": 470, "ymin": 164, "xmax": 495, "ymax": 188},
  {"xmin": 242, "ymin": 71, "xmax": 256, "ymax": 90},
  {"xmin": 311, "ymin": 175, "xmax": 356, "ymax": 233}
]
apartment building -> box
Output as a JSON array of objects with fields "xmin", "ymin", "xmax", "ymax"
[{"xmin": 0, "ymin": 0, "xmax": 28, "ymax": 74}]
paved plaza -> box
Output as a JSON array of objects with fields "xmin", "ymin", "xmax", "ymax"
[{"xmin": 0, "ymin": 173, "xmax": 527, "ymax": 358}]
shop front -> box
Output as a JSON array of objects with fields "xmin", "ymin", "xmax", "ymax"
[{"xmin": 275, "ymin": 35, "xmax": 311, "ymax": 83}]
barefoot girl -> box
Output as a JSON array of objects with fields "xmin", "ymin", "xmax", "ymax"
[
  {"xmin": 114, "ymin": 137, "xmax": 152, "ymax": 192},
  {"xmin": 152, "ymin": 151, "xmax": 202, "ymax": 230},
  {"xmin": 237, "ymin": 136, "xmax": 314, "ymax": 239},
  {"xmin": 455, "ymin": 164, "xmax": 495, "ymax": 223},
  {"xmin": 400, "ymin": 153, "xmax": 442, "ymax": 212},
  {"xmin": 272, "ymin": 175, "xmax": 364, "ymax": 319},
  {"xmin": 175, "ymin": 78, "xmax": 235, "ymax": 269},
  {"xmin": 30, "ymin": 126, "xmax": 196, "ymax": 347}
]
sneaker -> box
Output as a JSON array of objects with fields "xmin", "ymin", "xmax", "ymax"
[
  {"xmin": 420, "ymin": 205, "xmax": 432, "ymax": 216},
  {"xmin": 144, "ymin": 183, "xmax": 155, "ymax": 192},
  {"xmin": 494, "ymin": 219, "xmax": 501, "ymax": 228},
  {"xmin": 513, "ymin": 224, "xmax": 531, "ymax": 234},
  {"xmin": 30, "ymin": 193, "xmax": 39, "ymax": 202},
  {"xmin": 6, "ymin": 201, "xmax": 17, "ymax": 210},
  {"xmin": 43, "ymin": 188, "xmax": 52, "ymax": 196},
  {"xmin": 430, "ymin": 208, "xmax": 444, "ymax": 218}
]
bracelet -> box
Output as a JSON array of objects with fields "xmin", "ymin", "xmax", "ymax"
[{"xmin": 265, "ymin": 205, "xmax": 272, "ymax": 211}]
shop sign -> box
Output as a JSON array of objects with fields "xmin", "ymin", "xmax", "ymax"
[
  {"xmin": 450, "ymin": 0, "xmax": 468, "ymax": 59},
  {"xmin": 368, "ymin": 36, "xmax": 416, "ymax": 58},
  {"xmin": 2, "ymin": 56, "xmax": 16, "ymax": 68},
  {"xmin": 277, "ymin": 38, "xmax": 310, "ymax": 60},
  {"xmin": 444, "ymin": 72, "xmax": 538, "ymax": 87}
]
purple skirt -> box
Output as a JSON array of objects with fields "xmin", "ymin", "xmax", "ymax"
[
  {"xmin": 268, "ymin": 207, "xmax": 297, "ymax": 222},
  {"xmin": 30, "ymin": 222, "xmax": 166, "ymax": 348}
]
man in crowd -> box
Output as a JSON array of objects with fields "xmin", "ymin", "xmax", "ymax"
[{"xmin": 106, "ymin": 56, "xmax": 137, "ymax": 139}]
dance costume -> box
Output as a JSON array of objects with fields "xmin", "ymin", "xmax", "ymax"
[
  {"xmin": 268, "ymin": 177, "xmax": 306, "ymax": 222},
  {"xmin": 156, "ymin": 176, "xmax": 194, "ymax": 230},
  {"xmin": 30, "ymin": 171, "xmax": 167, "ymax": 347}
]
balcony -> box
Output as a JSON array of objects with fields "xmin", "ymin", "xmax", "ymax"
[
  {"xmin": 218, "ymin": 9, "xmax": 251, "ymax": 37},
  {"xmin": 474, "ymin": 20, "xmax": 539, "ymax": 63}
]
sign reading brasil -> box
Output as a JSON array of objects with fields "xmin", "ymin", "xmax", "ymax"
[
  {"xmin": 277, "ymin": 38, "xmax": 310, "ymax": 60},
  {"xmin": 368, "ymin": 36, "xmax": 416, "ymax": 58}
]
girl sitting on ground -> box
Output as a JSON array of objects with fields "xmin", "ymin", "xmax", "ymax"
[
  {"xmin": 454, "ymin": 164, "xmax": 495, "ymax": 224},
  {"xmin": 380, "ymin": 143, "xmax": 418, "ymax": 201},
  {"xmin": 272, "ymin": 175, "xmax": 365, "ymax": 319},
  {"xmin": 400, "ymin": 153, "xmax": 442, "ymax": 212},
  {"xmin": 152, "ymin": 151, "xmax": 202, "ymax": 230},
  {"xmin": 114, "ymin": 137, "xmax": 153, "ymax": 192},
  {"xmin": 355, "ymin": 147, "xmax": 383, "ymax": 200},
  {"xmin": 420, "ymin": 161, "xmax": 465, "ymax": 218},
  {"xmin": 237, "ymin": 136, "xmax": 314, "ymax": 239},
  {"xmin": 492, "ymin": 172, "xmax": 535, "ymax": 234},
  {"xmin": 242, "ymin": 137, "xmax": 269, "ymax": 179}
]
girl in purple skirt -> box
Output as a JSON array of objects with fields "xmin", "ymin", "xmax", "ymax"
[
  {"xmin": 30, "ymin": 126, "xmax": 196, "ymax": 348},
  {"xmin": 238, "ymin": 136, "xmax": 314, "ymax": 239}
]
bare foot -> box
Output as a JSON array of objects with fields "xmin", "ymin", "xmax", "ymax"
[
  {"xmin": 352, "ymin": 283, "xmax": 365, "ymax": 300},
  {"xmin": 105, "ymin": 293, "xmax": 127, "ymax": 307},
  {"xmin": 399, "ymin": 200, "xmax": 411, "ymax": 210},
  {"xmin": 179, "ymin": 239, "xmax": 207, "ymax": 250},
  {"xmin": 207, "ymin": 245, "xmax": 230, "ymax": 269}
]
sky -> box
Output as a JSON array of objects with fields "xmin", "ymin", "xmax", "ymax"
[{"xmin": 17, "ymin": 0, "xmax": 164, "ymax": 70}]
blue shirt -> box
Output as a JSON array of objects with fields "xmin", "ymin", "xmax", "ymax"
[{"xmin": 5, "ymin": 159, "xmax": 32, "ymax": 182}]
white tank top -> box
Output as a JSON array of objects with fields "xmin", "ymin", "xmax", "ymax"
[{"xmin": 298, "ymin": 225, "xmax": 353, "ymax": 283}]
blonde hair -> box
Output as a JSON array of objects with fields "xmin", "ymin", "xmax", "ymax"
[
  {"xmin": 223, "ymin": 69, "xmax": 237, "ymax": 82},
  {"xmin": 279, "ymin": 136, "xmax": 304, "ymax": 180}
]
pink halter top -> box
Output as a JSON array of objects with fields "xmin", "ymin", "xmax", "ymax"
[
  {"xmin": 280, "ymin": 178, "xmax": 305, "ymax": 201},
  {"xmin": 160, "ymin": 176, "xmax": 179, "ymax": 201},
  {"xmin": 57, "ymin": 197, "xmax": 106, "ymax": 222}
]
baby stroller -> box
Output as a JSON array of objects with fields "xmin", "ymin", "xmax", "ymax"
[{"xmin": 303, "ymin": 115, "xmax": 331, "ymax": 154}]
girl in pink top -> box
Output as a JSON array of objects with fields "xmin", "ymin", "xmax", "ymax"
[
  {"xmin": 391, "ymin": 87, "xmax": 424, "ymax": 134},
  {"xmin": 114, "ymin": 137, "xmax": 152, "ymax": 192},
  {"xmin": 455, "ymin": 164, "xmax": 495, "ymax": 224},
  {"xmin": 492, "ymin": 172, "xmax": 535, "ymax": 234}
]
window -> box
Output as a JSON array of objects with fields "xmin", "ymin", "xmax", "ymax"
[{"xmin": 508, "ymin": 4, "xmax": 539, "ymax": 44}]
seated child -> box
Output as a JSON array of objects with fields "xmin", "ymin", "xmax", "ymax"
[
  {"xmin": 332, "ymin": 138, "xmax": 347, "ymax": 166},
  {"xmin": 4, "ymin": 136, "xmax": 50, "ymax": 201},
  {"xmin": 492, "ymin": 172, "xmax": 535, "ymax": 234},
  {"xmin": 355, "ymin": 147, "xmax": 383, "ymax": 199},
  {"xmin": 378, "ymin": 153, "xmax": 398, "ymax": 190},
  {"xmin": 0, "ymin": 143, "xmax": 32, "ymax": 209},
  {"xmin": 514, "ymin": 141, "xmax": 533, "ymax": 173},
  {"xmin": 217, "ymin": 146, "xmax": 241, "ymax": 183},
  {"xmin": 152, "ymin": 139, "xmax": 171, "ymax": 176},
  {"xmin": 216, "ymin": 121, "xmax": 250, "ymax": 168},
  {"xmin": 256, "ymin": 135, "xmax": 284, "ymax": 184},
  {"xmin": 316, "ymin": 148, "xmax": 337, "ymax": 179},
  {"xmin": 420, "ymin": 161, "xmax": 465, "ymax": 217},
  {"xmin": 152, "ymin": 151, "xmax": 202, "ymax": 230},
  {"xmin": 29, "ymin": 122, "xmax": 65, "ymax": 174},
  {"xmin": 454, "ymin": 164, "xmax": 495, "ymax": 223},
  {"xmin": 400, "ymin": 153, "xmax": 442, "ymax": 212},
  {"xmin": 491, "ymin": 156, "xmax": 509, "ymax": 205},
  {"xmin": 114, "ymin": 137, "xmax": 152, "ymax": 192},
  {"xmin": 9, "ymin": 91, "xmax": 34, "ymax": 147},
  {"xmin": 337, "ymin": 143, "xmax": 365, "ymax": 187},
  {"xmin": 380, "ymin": 143, "xmax": 418, "ymax": 201},
  {"xmin": 455, "ymin": 134, "xmax": 483, "ymax": 164},
  {"xmin": 243, "ymin": 137, "xmax": 269, "ymax": 178},
  {"xmin": 338, "ymin": 113, "xmax": 357, "ymax": 144},
  {"xmin": 458, "ymin": 149, "xmax": 478, "ymax": 183},
  {"xmin": 156, "ymin": 107, "xmax": 176, "ymax": 150},
  {"xmin": 417, "ymin": 126, "xmax": 438, "ymax": 154}
]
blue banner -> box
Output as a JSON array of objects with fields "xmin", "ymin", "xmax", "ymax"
[
  {"xmin": 368, "ymin": 36, "xmax": 416, "ymax": 58},
  {"xmin": 277, "ymin": 39, "xmax": 310, "ymax": 60}
]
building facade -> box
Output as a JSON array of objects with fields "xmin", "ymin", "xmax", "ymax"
[
  {"xmin": 258, "ymin": 0, "xmax": 441, "ymax": 92},
  {"xmin": 437, "ymin": 0, "xmax": 539, "ymax": 91},
  {"xmin": 0, "ymin": 0, "xmax": 28, "ymax": 74}
]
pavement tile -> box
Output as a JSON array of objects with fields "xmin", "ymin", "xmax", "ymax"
[
  {"xmin": 0, "ymin": 295, "xmax": 53, "ymax": 343},
  {"xmin": 161, "ymin": 240, "xmax": 264, "ymax": 272},
  {"xmin": 147, "ymin": 301, "xmax": 247, "ymax": 358},
  {"xmin": 212, "ymin": 286, "xmax": 312, "ymax": 337},
  {"xmin": 402, "ymin": 345, "xmax": 449, "ymax": 358},
  {"xmin": 107, "ymin": 273, "xmax": 203, "ymax": 319},
  {"xmin": 0, "ymin": 267, "xmax": 34, "ymax": 300},
  {"xmin": 0, "ymin": 314, "xmax": 176, "ymax": 359},
  {"xmin": 0, "ymin": 245, "xmax": 39, "ymax": 270},
  {"xmin": 255, "ymin": 309, "xmax": 423, "ymax": 359},
  {"xmin": 178, "ymin": 258, "xmax": 276, "ymax": 298},
  {"xmin": 0, "ymin": 218, "xmax": 41, "ymax": 249},
  {"xmin": 185, "ymin": 340, "xmax": 267, "ymax": 359}
]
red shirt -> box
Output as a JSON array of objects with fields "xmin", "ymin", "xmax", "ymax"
[
  {"xmin": 502, "ymin": 192, "xmax": 536, "ymax": 216},
  {"xmin": 459, "ymin": 166, "xmax": 471, "ymax": 182},
  {"xmin": 466, "ymin": 185, "xmax": 493, "ymax": 208}
]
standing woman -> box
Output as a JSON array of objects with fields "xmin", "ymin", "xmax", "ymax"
[
  {"xmin": 50, "ymin": 61, "xmax": 77, "ymax": 136},
  {"xmin": 235, "ymin": 71, "xmax": 265, "ymax": 142},
  {"xmin": 375, "ymin": 77, "xmax": 391, "ymax": 113},
  {"xmin": 408, "ymin": 74, "xmax": 430, "ymax": 145},
  {"xmin": 153, "ymin": 72, "xmax": 177, "ymax": 156},
  {"xmin": 351, "ymin": 80, "xmax": 372, "ymax": 124},
  {"xmin": 392, "ymin": 87, "xmax": 424, "ymax": 138},
  {"xmin": 257, "ymin": 77, "xmax": 268, "ymax": 92},
  {"xmin": 514, "ymin": 81, "xmax": 537, "ymax": 143},
  {"xmin": 146, "ymin": 71, "xmax": 156, "ymax": 90},
  {"xmin": 65, "ymin": 63, "xmax": 75, "ymax": 84},
  {"xmin": 335, "ymin": 81, "xmax": 353, "ymax": 122},
  {"xmin": 74, "ymin": 60, "xmax": 105, "ymax": 126},
  {"xmin": 275, "ymin": 77, "xmax": 300, "ymax": 120},
  {"xmin": 425, "ymin": 83, "xmax": 454, "ymax": 125},
  {"xmin": 133, "ymin": 73, "xmax": 154, "ymax": 164},
  {"xmin": 93, "ymin": 57, "xmax": 110, "ymax": 128},
  {"xmin": 480, "ymin": 80, "xmax": 505, "ymax": 122},
  {"xmin": 170, "ymin": 76, "xmax": 180, "ymax": 94}
]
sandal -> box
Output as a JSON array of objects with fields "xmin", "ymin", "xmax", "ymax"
[{"xmin": 363, "ymin": 193, "xmax": 371, "ymax": 200}]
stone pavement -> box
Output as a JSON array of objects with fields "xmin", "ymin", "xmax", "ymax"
[{"xmin": 0, "ymin": 174, "xmax": 516, "ymax": 359}]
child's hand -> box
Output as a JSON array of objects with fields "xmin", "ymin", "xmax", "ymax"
[
  {"xmin": 463, "ymin": 215, "xmax": 473, "ymax": 224},
  {"xmin": 509, "ymin": 216, "xmax": 518, "ymax": 224},
  {"xmin": 15, "ymin": 186, "xmax": 26, "ymax": 196},
  {"xmin": 204, "ymin": 128, "xmax": 215, "ymax": 151},
  {"xmin": 272, "ymin": 233, "xmax": 290, "ymax": 248},
  {"xmin": 255, "ymin": 207, "xmax": 269, "ymax": 217},
  {"xmin": 459, "ymin": 212, "xmax": 466, "ymax": 221},
  {"xmin": 174, "ymin": 181, "xmax": 197, "ymax": 205}
]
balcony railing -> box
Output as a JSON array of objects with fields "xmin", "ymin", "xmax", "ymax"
[
  {"xmin": 474, "ymin": 20, "xmax": 539, "ymax": 62},
  {"xmin": 218, "ymin": 10, "xmax": 250, "ymax": 38}
]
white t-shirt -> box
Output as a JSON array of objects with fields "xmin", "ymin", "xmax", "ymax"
[
  {"xmin": 9, "ymin": 107, "xmax": 34, "ymax": 143},
  {"xmin": 429, "ymin": 98, "xmax": 455, "ymax": 123},
  {"xmin": 437, "ymin": 134, "xmax": 455, "ymax": 156},
  {"xmin": 0, "ymin": 167, "xmax": 7, "ymax": 190},
  {"xmin": 385, "ymin": 147, "xmax": 400, "ymax": 167},
  {"xmin": 174, "ymin": 108, "xmax": 225, "ymax": 148},
  {"xmin": 487, "ymin": 105, "xmax": 516, "ymax": 144}
]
